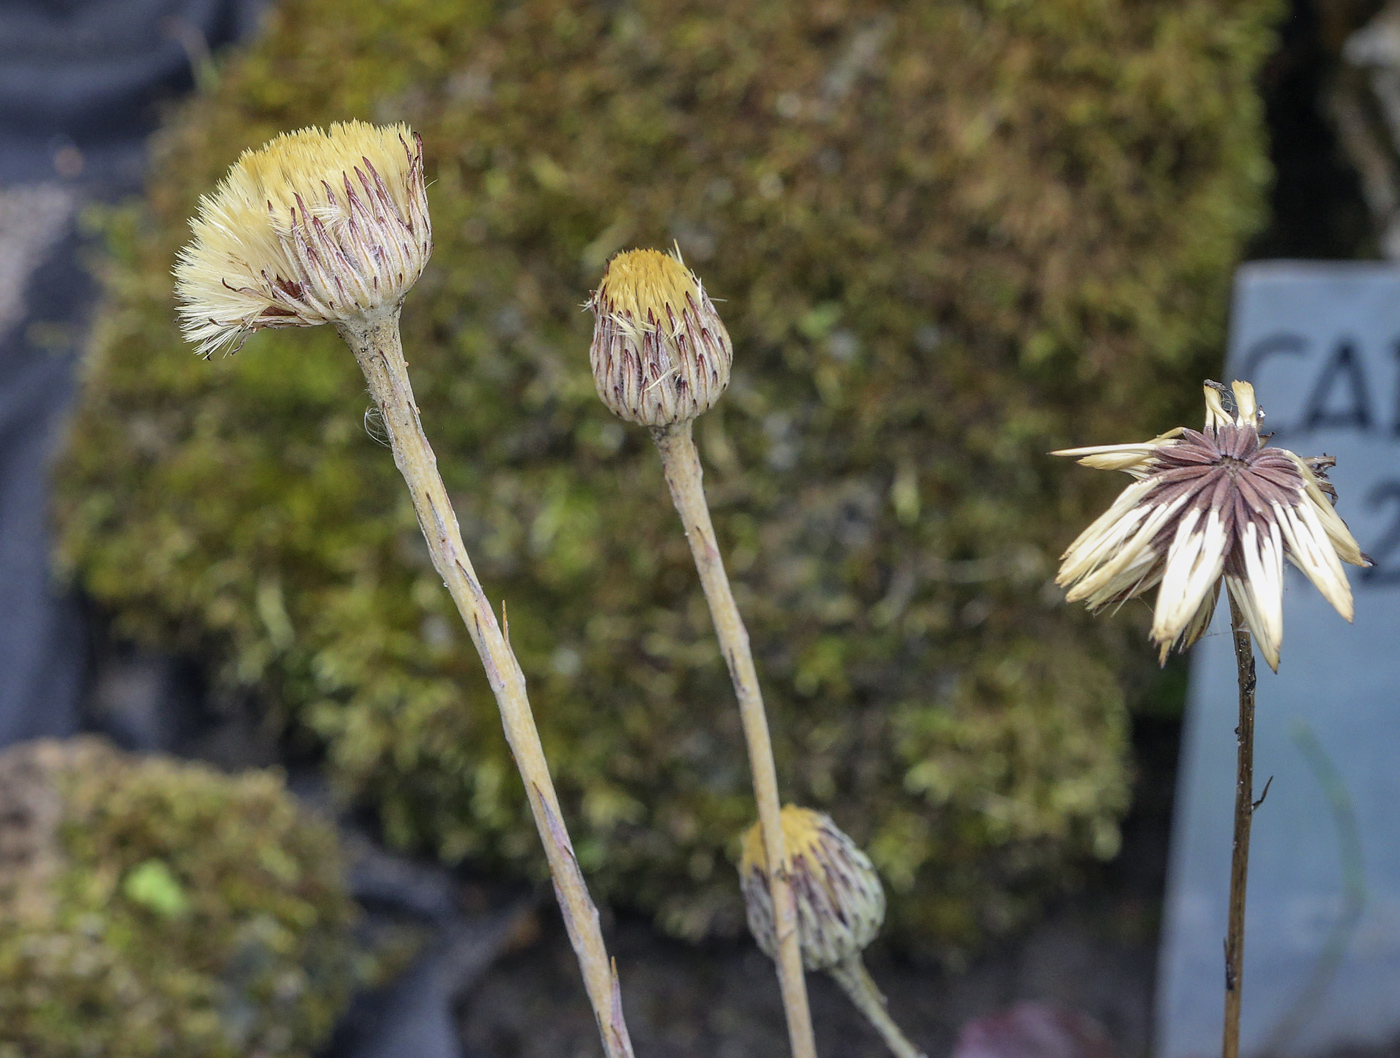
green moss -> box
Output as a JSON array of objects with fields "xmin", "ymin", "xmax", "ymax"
[
  {"xmin": 0, "ymin": 739, "xmax": 355, "ymax": 1058},
  {"xmin": 56, "ymin": 0, "xmax": 1280, "ymax": 956}
]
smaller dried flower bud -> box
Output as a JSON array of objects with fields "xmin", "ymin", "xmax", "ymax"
[
  {"xmin": 175, "ymin": 120, "xmax": 432, "ymax": 357},
  {"xmin": 739, "ymin": 806, "xmax": 886, "ymax": 972},
  {"xmin": 586, "ymin": 247, "xmax": 732, "ymax": 428}
]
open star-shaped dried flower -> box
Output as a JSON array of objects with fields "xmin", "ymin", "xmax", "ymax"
[
  {"xmin": 1055, "ymin": 380, "xmax": 1369, "ymax": 670},
  {"xmin": 174, "ymin": 121, "xmax": 431, "ymax": 358}
]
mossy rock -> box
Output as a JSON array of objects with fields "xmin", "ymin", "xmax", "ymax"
[
  {"xmin": 56, "ymin": 0, "xmax": 1280, "ymax": 955},
  {"xmin": 0, "ymin": 738, "xmax": 355, "ymax": 1058}
]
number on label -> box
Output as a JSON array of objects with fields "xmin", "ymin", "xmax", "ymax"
[{"xmin": 1361, "ymin": 480, "xmax": 1400, "ymax": 585}]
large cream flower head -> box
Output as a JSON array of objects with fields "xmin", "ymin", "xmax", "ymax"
[{"xmin": 174, "ymin": 121, "xmax": 432, "ymax": 357}]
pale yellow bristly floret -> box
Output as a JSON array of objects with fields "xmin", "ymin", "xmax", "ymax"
[
  {"xmin": 740, "ymin": 805, "xmax": 828, "ymax": 874},
  {"xmin": 175, "ymin": 120, "xmax": 430, "ymax": 357},
  {"xmin": 236, "ymin": 121, "xmax": 418, "ymax": 219},
  {"xmin": 593, "ymin": 247, "xmax": 701, "ymax": 325}
]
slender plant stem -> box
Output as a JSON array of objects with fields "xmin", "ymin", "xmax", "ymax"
[
  {"xmin": 339, "ymin": 311, "xmax": 635, "ymax": 1058},
  {"xmin": 652, "ymin": 422, "xmax": 818, "ymax": 1058},
  {"xmin": 828, "ymin": 957, "xmax": 927, "ymax": 1058},
  {"xmin": 1223, "ymin": 592, "xmax": 1258, "ymax": 1058}
]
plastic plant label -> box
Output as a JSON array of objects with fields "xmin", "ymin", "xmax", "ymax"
[{"xmin": 1157, "ymin": 262, "xmax": 1400, "ymax": 1057}]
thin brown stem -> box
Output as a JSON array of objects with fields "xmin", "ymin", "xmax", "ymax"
[
  {"xmin": 1223, "ymin": 592, "xmax": 1258, "ymax": 1058},
  {"xmin": 828, "ymin": 957, "xmax": 927, "ymax": 1058},
  {"xmin": 338, "ymin": 311, "xmax": 635, "ymax": 1058},
  {"xmin": 652, "ymin": 421, "xmax": 817, "ymax": 1058}
]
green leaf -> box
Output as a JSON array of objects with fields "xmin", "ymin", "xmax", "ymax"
[{"xmin": 122, "ymin": 859, "xmax": 190, "ymax": 919}]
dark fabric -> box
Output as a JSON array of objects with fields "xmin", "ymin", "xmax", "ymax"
[
  {"xmin": 326, "ymin": 831, "xmax": 506, "ymax": 1058},
  {"xmin": 329, "ymin": 917, "xmax": 498, "ymax": 1058},
  {"xmin": 0, "ymin": 0, "xmax": 265, "ymax": 186},
  {"xmin": 0, "ymin": 9, "xmax": 503, "ymax": 1053},
  {"xmin": 0, "ymin": 225, "xmax": 88, "ymax": 745},
  {"xmin": 0, "ymin": 0, "xmax": 264, "ymax": 744}
]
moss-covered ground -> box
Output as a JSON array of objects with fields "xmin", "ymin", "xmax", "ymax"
[{"xmin": 0, "ymin": 738, "xmax": 356, "ymax": 1058}]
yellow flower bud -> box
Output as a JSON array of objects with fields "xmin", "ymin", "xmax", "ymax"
[
  {"xmin": 586, "ymin": 247, "xmax": 732, "ymax": 428},
  {"xmin": 739, "ymin": 805, "xmax": 885, "ymax": 972}
]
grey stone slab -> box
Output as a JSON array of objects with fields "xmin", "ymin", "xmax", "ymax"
[{"xmin": 1157, "ymin": 262, "xmax": 1400, "ymax": 1057}]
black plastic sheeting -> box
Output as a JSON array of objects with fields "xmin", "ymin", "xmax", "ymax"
[
  {"xmin": 0, "ymin": 6, "xmax": 496, "ymax": 1054},
  {"xmin": 0, "ymin": 0, "xmax": 260, "ymax": 745},
  {"xmin": 0, "ymin": 217, "xmax": 90, "ymax": 745},
  {"xmin": 0, "ymin": 0, "xmax": 264, "ymax": 184}
]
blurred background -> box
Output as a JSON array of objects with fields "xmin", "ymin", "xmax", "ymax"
[{"xmin": 0, "ymin": 1, "xmax": 1393, "ymax": 1056}]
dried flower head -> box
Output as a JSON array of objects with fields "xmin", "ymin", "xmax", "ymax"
[
  {"xmin": 739, "ymin": 806, "xmax": 885, "ymax": 972},
  {"xmin": 1055, "ymin": 380, "xmax": 1370, "ymax": 670},
  {"xmin": 174, "ymin": 121, "xmax": 432, "ymax": 357},
  {"xmin": 586, "ymin": 247, "xmax": 732, "ymax": 428}
]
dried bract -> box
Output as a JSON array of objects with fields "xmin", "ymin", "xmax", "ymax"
[
  {"xmin": 586, "ymin": 247, "xmax": 732, "ymax": 427},
  {"xmin": 1055, "ymin": 380, "xmax": 1369, "ymax": 670},
  {"xmin": 740, "ymin": 806, "xmax": 886, "ymax": 971},
  {"xmin": 174, "ymin": 121, "xmax": 432, "ymax": 357}
]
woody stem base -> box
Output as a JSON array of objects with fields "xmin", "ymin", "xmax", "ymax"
[
  {"xmin": 653, "ymin": 421, "xmax": 818, "ymax": 1058},
  {"xmin": 340, "ymin": 310, "xmax": 634, "ymax": 1058}
]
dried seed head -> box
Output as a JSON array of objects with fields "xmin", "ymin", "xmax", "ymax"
[
  {"xmin": 586, "ymin": 247, "xmax": 732, "ymax": 427},
  {"xmin": 1054, "ymin": 380, "xmax": 1370, "ymax": 671},
  {"xmin": 739, "ymin": 806, "xmax": 886, "ymax": 972},
  {"xmin": 175, "ymin": 121, "xmax": 433, "ymax": 357}
]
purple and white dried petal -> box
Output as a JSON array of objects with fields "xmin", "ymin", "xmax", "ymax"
[{"xmin": 1054, "ymin": 380, "xmax": 1368, "ymax": 670}]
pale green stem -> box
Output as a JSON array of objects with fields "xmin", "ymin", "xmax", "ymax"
[
  {"xmin": 652, "ymin": 420, "xmax": 818, "ymax": 1058},
  {"xmin": 338, "ymin": 309, "xmax": 635, "ymax": 1058},
  {"xmin": 828, "ymin": 957, "xmax": 927, "ymax": 1058}
]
